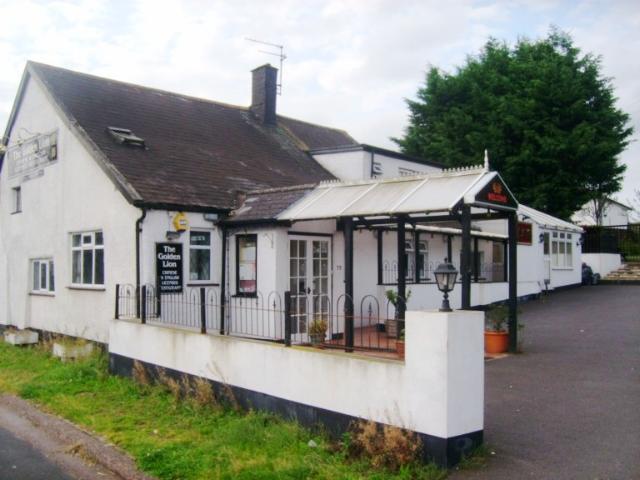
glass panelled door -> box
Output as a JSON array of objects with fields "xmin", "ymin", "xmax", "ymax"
[{"xmin": 289, "ymin": 237, "xmax": 331, "ymax": 342}]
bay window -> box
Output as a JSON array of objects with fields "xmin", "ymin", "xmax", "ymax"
[{"xmin": 71, "ymin": 231, "xmax": 104, "ymax": 286}]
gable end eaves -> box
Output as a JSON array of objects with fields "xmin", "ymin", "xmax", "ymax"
[{"xmin": 17, "ymin": 63, "xmax": 143, "ymax": 204}]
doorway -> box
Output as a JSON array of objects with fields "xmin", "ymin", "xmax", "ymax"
[{"xmin": 289, "ymin": 236, "xmax": 331, "ymax": 342}]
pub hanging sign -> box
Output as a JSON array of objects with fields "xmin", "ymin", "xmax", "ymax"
[
  {"xmin": 156, "ymin": 243, "xmax": 183, "ymax": 293},
  {"xmin": 474, "ymin": 176, "xmax": 517, "ymax": 209}
]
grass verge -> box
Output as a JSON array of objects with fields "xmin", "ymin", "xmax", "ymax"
[{"xmin": 0, "ymin": 340, "xmax": 447, "ymax": 480}]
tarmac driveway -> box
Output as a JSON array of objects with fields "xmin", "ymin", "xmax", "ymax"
[{"xmin": 454, "ymin": 285, "xmax": 640, "ymax": 480}]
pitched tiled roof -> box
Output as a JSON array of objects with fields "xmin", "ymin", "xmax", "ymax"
[
  {"xmin": 21, "ymin": 62, "xmax": 358, "ymax": 210},
  {"xmin": 227, "ymin": 184, "xmax": 315, "ymax": 224},
  {"xmin": 278, "ymin": 116, "xmax": 356, "ymax": 150}
]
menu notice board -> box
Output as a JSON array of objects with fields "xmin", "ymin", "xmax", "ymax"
[{"xmin": 156, "ymin": 243, "xmax": 183, "ymax": 293}]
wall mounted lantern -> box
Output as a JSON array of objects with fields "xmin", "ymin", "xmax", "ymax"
[
  {"xmin": 539, "ymin": 233, "xmax": 545, "ymax": 244},
  {"xmin": 434, "ymin": 262, "xmax": 458, "ymax": 312}
]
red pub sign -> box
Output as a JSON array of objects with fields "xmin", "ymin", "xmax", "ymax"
[
  {"xmin": 474, "ymin": 176, "xmax": 518, "ymax": 209},
  {"xmin": 517, "ymin": 222, "xmax": 533, "ymax": 245}
]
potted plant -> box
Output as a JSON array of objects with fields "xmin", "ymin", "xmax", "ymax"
[
  {"xmin": 309, "ymin": 318, "xmax": 328, "ymax": 346},
  {"xmin": 484, "ymin": 305, "xmax": 509, "ymax": 354},
  {"xmin": 385, "ymin": 289, "xmax": 411, "ymax": 338},
  {"xmin": 396, "ymin": 328, "xmax": 405, "ymax": 358}
]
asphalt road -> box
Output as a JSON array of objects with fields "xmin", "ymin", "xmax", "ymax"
[
  {"xmin": 453, "ymin": 285, "xmax": 640, "ymax": 480},
  {"xmin": 0, "ymin": 427, "xmax": 73, "ymax": 480}
]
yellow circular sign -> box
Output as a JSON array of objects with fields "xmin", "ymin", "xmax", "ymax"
[{"xmin": 172, "ymin": 212, "xmax": 189, "ymax": 231}]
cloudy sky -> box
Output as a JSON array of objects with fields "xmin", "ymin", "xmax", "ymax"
[{"xmin": 0, "ymin": 0, "xmax": 638, "ymax": 209}]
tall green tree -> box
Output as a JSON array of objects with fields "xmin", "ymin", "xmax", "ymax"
[{"xmin": 394, "ymin": 30, "xmax": 633, "ymax": 219}]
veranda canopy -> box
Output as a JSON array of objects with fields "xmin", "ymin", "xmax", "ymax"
[{"xmin": 278, "ymin": 167, "xmax": 518, "ymax": 222}]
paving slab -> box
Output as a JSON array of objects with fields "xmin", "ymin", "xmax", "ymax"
[{"xmin": 452, "ymin": 285, "xmax": 640, "ymax": 480}]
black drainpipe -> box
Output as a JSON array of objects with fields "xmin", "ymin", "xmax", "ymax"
[
  {"xmin": 219, "ymin": 225, "xmax": 227, "ymax": 335},
  {"xmin": 135, "ymin": 207, "xmax": 147, "ymax": 317}
]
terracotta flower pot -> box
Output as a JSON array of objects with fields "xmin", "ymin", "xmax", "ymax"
[
  {"xmin": 484, "ymin": 331, "xmax": 509, "ymax": 354},
  {"xmin": 396, "ymin": 340, "xmax": 405, "ymax": 358}
]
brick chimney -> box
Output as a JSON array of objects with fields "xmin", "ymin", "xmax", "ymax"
[{"xmin": 250, "ymin": 64, "xmax": 278, "ymax": 125}]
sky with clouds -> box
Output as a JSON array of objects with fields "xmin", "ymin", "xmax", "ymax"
[{"xmin": 0, "ymin": 0, "xmax": 638, "ymax": 211}]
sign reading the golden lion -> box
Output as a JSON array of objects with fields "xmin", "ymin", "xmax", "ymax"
[{"xmin": 475, "ymin": 177, "xmax": 517, "ymax": 209}]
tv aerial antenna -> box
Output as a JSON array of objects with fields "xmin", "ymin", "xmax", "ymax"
[{"xmin": 245, "ymin": 37, "xmax": 286, "ymax": 95}]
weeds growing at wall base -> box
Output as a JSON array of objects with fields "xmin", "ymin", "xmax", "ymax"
[{"xmin": 0, "ymin": 339, "xmax": 447, "ymax": 479}]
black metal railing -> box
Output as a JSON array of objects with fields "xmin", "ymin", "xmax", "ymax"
[
  {"xmin": 582, "ymin": 224, "xmax": 640, "ymax": 260},
  {"xmin": 115, "ymin": 284, "xmax": 406, "ymax": 354},
  {"xmin": 381, "ymin": 260, "xmax": 505, "ymax": 284}
]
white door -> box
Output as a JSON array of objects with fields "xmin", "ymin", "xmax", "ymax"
[{"xmin": 289, "ymin": 237, "xmax": 331, "ymax": 343}]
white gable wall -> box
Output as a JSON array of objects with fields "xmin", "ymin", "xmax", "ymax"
[
  {"xmin": 312, "ymin": 149, "xmax": 441, "ymax": 182},
  {"xmin": 369, "ymin": 153, "xmax": 441, "ymax": 178},
  {"xmin": 0, "ymin": 75, "xmax": 139, "ymax": 342},
  {"xmin": 312, "ymin": 150, "xmax": 368, "ymax": 180}
]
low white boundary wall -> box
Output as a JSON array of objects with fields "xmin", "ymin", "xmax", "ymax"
[
  {"xmin": 109, "ymin": 309, "xmax": 484, "ymax": 466},
  {"xmin": 582, "ymin": 253, "xmax": 621, "ymax": 277}
]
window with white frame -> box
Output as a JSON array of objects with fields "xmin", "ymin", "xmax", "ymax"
[
  {"xmin": 237, "ymin": 234, "xmax": 257, "ymax": 295},
  {"xmin": 417, "ymin": 238, "xmax": 429, "ymax": 280},
  {"xmin": 551, "ymin": 232, "xmax": 573, "ymax": 268},
  {"xmin": 32, "ymin": 259, "xmax": 54, "ymax": 293},
  {"xmin": 403, "ymin": 232, "xmax": 429, "ymax": 282},
  {"xmin": 71, "ymin": 231, "xmax": 104, "ymax": 286},
  {"xmin": 404, "ymin": 234, "xmax": 415, "ymax": 280},
  {"xmin": 189, "ymin": 231, "xmax": 211, "ymax": 281}
]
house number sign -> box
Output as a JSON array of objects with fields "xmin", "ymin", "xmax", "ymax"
[{"xmin": 156, "ymin": 243, "xmax": 183, "ymax": 293}]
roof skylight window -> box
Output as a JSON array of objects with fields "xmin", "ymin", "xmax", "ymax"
[{"xmin": 107, "ymin": 126, "xmax": 146, "ymax": 148}]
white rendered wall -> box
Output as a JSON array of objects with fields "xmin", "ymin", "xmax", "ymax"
[
  {"xmin": 312, "ymin": 151, "xmax": 368, "ymax": 180},
  {"xmin": 139, "ymin": 210, "xmax": 221, "ymax": 288},
  {"xmin": 370, "ymin": 152, "xmax": 441, "ymax": 178},
  {"xmin": 312, "ymin": 150, "xmax": 441, "ymax": 182},
  {"xmin": 603, "ymin": 204, "xmax": 629, "ymax": 226},
  {"xmin": 110, "ymin": 308, "xmax": 484, "ymax": 439},
  {"xmin": 582, "ymin": 253, "xmax": 621, "ymax": 277},
  {"xmin": 0, "ymin": 76, "xmax": 139, "ymax": 342}
]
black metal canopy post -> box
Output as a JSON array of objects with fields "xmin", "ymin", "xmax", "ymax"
[
  {"xmin": 396, "ymin": 216, "xmax": 407, "ymax": 334},
  {"xmin": 461, "ymin": 205, "xmax": 472, "ymax": 309},
  {"xmin": 473, "ymin": 237, "xmax": 479, "ymax": 283},
  {"xmin": 343, "ymin": 217, "xmax": 355, "ymax": 352},
  {"xmin": 377, "ymin": 229, "xmax": 383, "ymax": 285},
  {"xmin": 219, "ymin": 226, "xmax": 227, "ymax": 335},
  {"xmin": 507, "ymin": 211, "xmax": 518, "ymax": 352}
]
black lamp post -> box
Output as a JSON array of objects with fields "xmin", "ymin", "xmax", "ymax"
[{"xmin": 434, "ymin": 262, "xmax": 458, "ymax": 312}]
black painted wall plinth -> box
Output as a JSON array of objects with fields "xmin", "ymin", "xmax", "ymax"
[{"xmin": 109, "ymin": 353, "xmax": 482, "ymax": 468}]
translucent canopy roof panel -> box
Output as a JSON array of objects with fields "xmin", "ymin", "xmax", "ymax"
[
  {"xmin": 341, "ymin": 178, "xmax": 424, "ymax": 216},
  {"xmin": 392, "ymin": 173, "xmax": 485, "ymax": 214},
  {"xmin": 278, "ymin": 166, "xmax": 513, "ymax": 221},
  {"xmin": 282, "ymin": 183, "xmax": 373, "ymax": 220}
]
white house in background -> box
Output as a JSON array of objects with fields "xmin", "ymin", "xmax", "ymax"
[
  {"xmin": 0, "ymin": 61, "xmax": 581, "ymax": 346},
  {"xmin": 572, "ymin": 197, "xmax": 632, "ymax": 227},
  {"xmin": 571, "ymin": 198, "xmax": 632, "ymax": 277}
]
